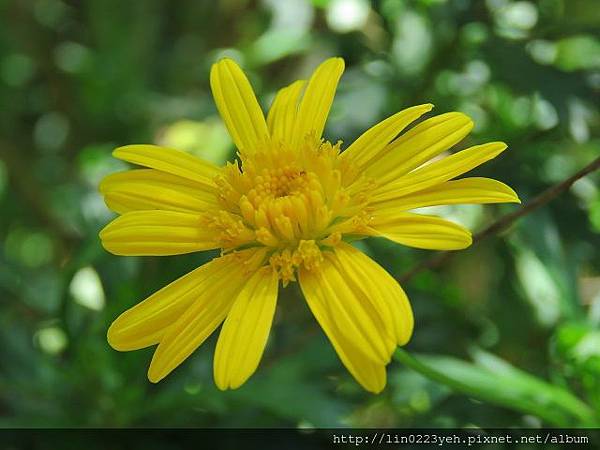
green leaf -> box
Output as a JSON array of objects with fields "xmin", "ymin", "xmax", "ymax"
[
  {"xmin": 554, "ymin": 35, "xmax": 600, "ymax": 71},
  {"xmin": 395, "ymin": 348, "xmax": 597, "ymax": 427}
]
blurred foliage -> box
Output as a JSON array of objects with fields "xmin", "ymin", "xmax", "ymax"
[{"xmin": 1, "ymin": 0, "xmax": 599, "ymax": 429}]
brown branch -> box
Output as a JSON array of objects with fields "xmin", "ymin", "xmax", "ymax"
[{"xmin": 399, "ymin": 155, "xmax": 600, "ymax": 283}]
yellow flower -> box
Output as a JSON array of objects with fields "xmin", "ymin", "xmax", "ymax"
[{"xmin": 99, "ymin": 57, "xmax": 519, "ymax": 393}]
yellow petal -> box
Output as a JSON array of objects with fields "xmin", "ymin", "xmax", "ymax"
[
  {"xmin": 372, "ymin": 177, "xmax": 521, "ymax": 211},
  {"xmin": 267, "ymin": 80, "xmax": 306, "ymax": 143},
  {"xmin": 147, "ymin": 250, "xmax": 265, "ymax": 382},
  {"xmin": 333, "ymin": 243, "xmax": 413, "ymax": 345},
  {"xmin": 299, "ymin": 257, "xmax": 391, "ymax": 393},
  {"xmin": 372, "ymin": 142, "xmax": 508, "ymax": 203},
  {"xmin": 341, "ymin": 104, "xmax": 433, "ymax": 170},
  {"xmin": 100, "ymin": 210, "xmax": 218, "ymax": 256},
  {"xmin": 113, "ymin": 145, "xmax": 218, "ymax": 187},
  {"xmin": 107, "ymin": 257, "xmax": 237, "ymax": 351},
  {"xmin": 315, "ymin": 259, "xmax": 393, "ymax": 362},
  {"xmin": 366, "ymin": 112, "xmax": 474, "ymax": 183},
  {"xmin": 100, "ymin": 169, "xmax": 219, "ymax": 214},
  {"xmin": 299, "ymin": 246, "xmax": 400, "ymax": 362},
  {"xmin": 291, "ymin": 58, "xmax": 344, "ymax": 149},
  {"xmin": 213, "ymin": 267, "xmax": 279, "ymax": 390},
  {"xmin": 210, "ymin": 58, "xmax": 269, "ymax": 154},
  {"xmin": 366, "ymin": 212, "xmax": 473, "ymax": 250}
]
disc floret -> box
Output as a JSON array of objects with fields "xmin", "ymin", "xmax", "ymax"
[{"xmin": 211, "ymin": 138, "xmax": 372, "ymax": 283}]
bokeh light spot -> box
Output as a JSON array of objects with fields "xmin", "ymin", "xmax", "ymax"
[{"xmin": 70, "ymin": 266, "xmax": 106, "ymax": 311}]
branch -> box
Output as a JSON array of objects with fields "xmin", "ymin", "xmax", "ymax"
[{"xmin": 399, "ymin": 155, "xmax": 600, "ymax": 283}]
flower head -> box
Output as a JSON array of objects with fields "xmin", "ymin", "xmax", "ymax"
[{"xmin": 100, "ymin": 57, "xmax": 519, "ymax": 393}]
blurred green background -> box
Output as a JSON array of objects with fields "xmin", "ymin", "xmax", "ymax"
[{"xmin": 1, "ymin": 0, "xmax": 599, "ymax": 428}]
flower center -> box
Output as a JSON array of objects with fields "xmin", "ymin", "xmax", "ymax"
[
  {"xmin": 240, "ymin": 166, "xmax": 331, "ymax": 247},
  {"xmin": 210, "ymin": 140, "xmax": 373, "ymax": 283},
  {"xmin": 249, "ymin": 166, "xmax": 309, "ymax": 199}
]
